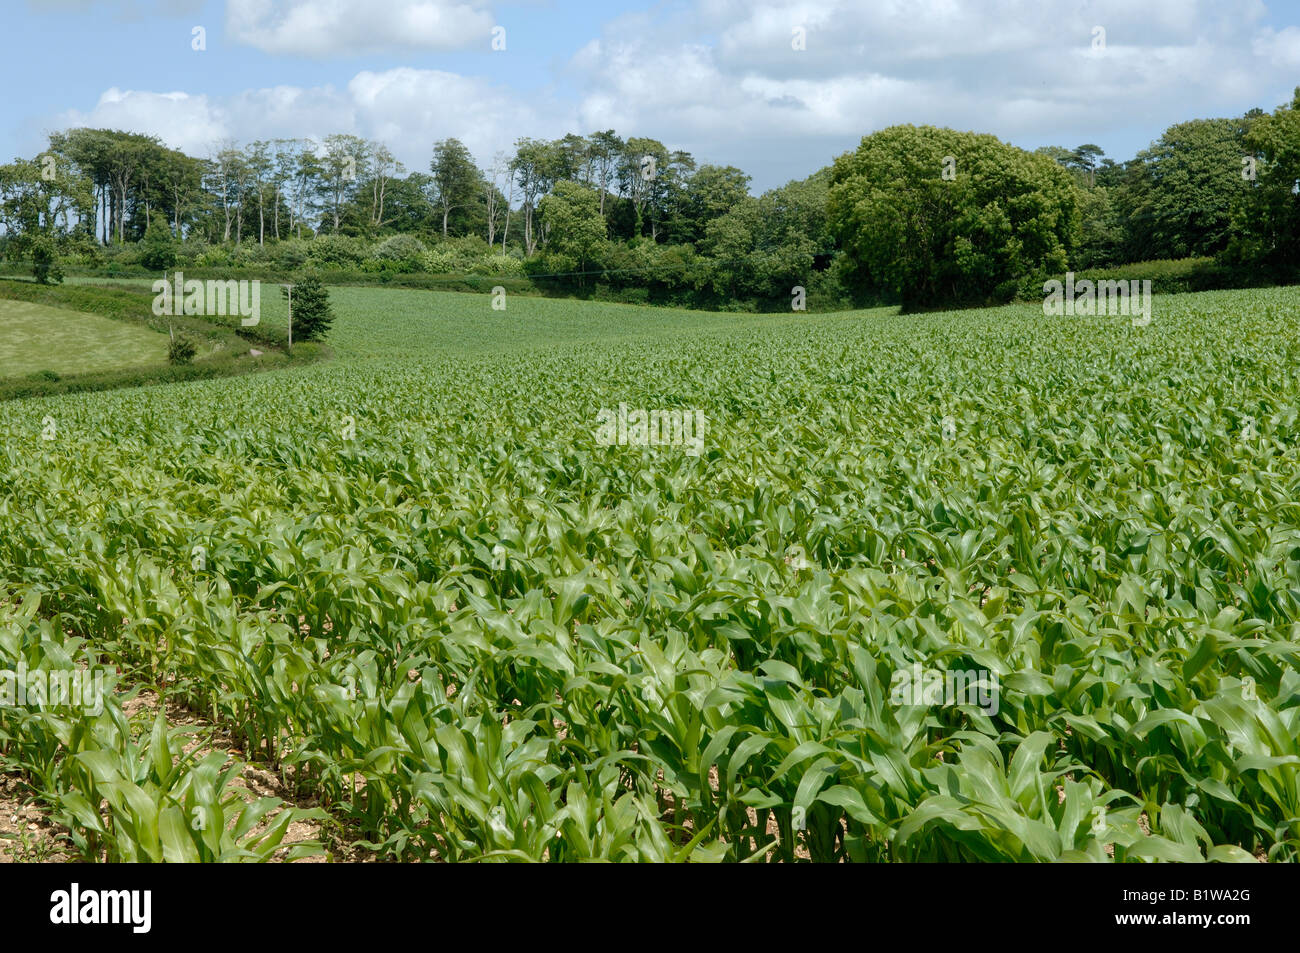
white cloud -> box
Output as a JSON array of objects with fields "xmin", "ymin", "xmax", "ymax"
[
  {"xmin": 345, "ymin": 68, "xmax": 560, "ymax": 162},
  {"xmin": 58, "ymin": 88, "xmax": 230, "ymax": 155},
  {"xmin": 561, "ymin": 0, "xmax": 1298, "ymax": 186},
  {"xmin": 32, "ymin": 0, "xmax": 1300, "ymax": 192},
  {"xmin": 226, "ymin": 0, "xmax": 496, "ymax": 56},
  {"xmin": 54, "ymin": 68, "xmax": 562, "ymax": 170},
  {"xmin": 1253, "ymin": 25, "xmax": 1300, "ymax": 66}
]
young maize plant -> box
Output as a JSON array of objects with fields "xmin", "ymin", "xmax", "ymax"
[
  {"xmin": 0, "ymin": 589, "xmax": 325, "ymax": 861},
  {"xmin": 0, "ymin": 284, "xmax": 1297, "ymax": 861}
]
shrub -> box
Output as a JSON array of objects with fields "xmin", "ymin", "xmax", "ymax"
[
  {"xmin": 421, "ymin": 246, "xmax": 459, "ymax": 273},
  {"xmin": 471, "ymin": 253, "xmax": 525, "ymax": 277},
  {"xmin": 102, "ymin": 242, "xmax": 142, "ymax": 266},
  {"xmin": 274, "ymin": 238, "xmax": 310, "ymax": 269},
  {"xmin": 139, "ymin": 220, "xmax": 178, "ymax": 271},
  {"xmin": 525, "ymin": 251, "xmax": 578, "ymax": 277},
  {"xmin": 230, "ymin": 242, "xmax": 271, "ymax": 266},
  {"xmin": 196, "ymin": 245, "xmax": 233, "ymax": 267},
  {"xmin": 285, "ymin": 274, "xmax": 333, "ymax": 342},
  {"xmin": 168, "ymin": 329, "xmax": 198, "ymax": 365},
  {"xmin": 307, "ymin": 234, "xmax": 366, "ymax": 267},
  {"xmin": 175, "ymin": 238, "xmax": 209, "ymax": 265},
  {"xmin": 64, "ymin": 235, "xmax": 105, "ymax": 269},
  {"xmin": 448, "ymin": 235, "xmax": 493, "ymax": 258},
  {"xmin": 370, "ymin": 234, "xmax": 428, "ymax": 272},
  {"xmin": 29, "ymin": 236, "xmax": 64, "ymax": 285},
  {"xmin": 1022, "ymin": 257, "xmax": 1270, "ymax": 300},
  {"xmin": 421, "ymin": 236, "xmax": 500, "ymax": 275}
]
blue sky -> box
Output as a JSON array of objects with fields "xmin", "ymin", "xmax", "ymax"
[{"xmin": 3, "ymin": 0, "xmax": 1299, "ymax": 192}]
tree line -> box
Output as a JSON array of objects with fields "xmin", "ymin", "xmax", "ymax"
[
  {"xmin": 1, "ymin": 89, "xmax": 1296, "ymax": 310},
  {"xmin": 0, "ymin": 129, "xmax": 760, "ymax": 250}
]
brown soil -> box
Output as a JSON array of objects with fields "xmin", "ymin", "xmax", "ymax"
[{"xmin": 0, "ymin": 775, "xmax": 72, "ymax": 863}]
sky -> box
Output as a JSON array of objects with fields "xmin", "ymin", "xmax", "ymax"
[{"xmin": 2, "ymin": 0, "xmax": 1299, "ymax": 193}]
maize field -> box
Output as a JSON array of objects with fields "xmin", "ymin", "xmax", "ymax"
[{"xmin": 1, "ymin": 284, "xmax": 1299, "ymax": 862}]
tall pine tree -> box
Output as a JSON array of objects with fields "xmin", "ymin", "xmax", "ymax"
[{"xmin": 285, "ymin": 275, "xmax": 333, "ymax": 342}]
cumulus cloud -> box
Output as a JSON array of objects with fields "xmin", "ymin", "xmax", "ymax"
[
  {"xmin": 29, "ymin": 0, "xmax": 1300, "ymax": 191},
  {"xmin": 25, "ymin": 0, "xmax": 204, "ymax": 14},
  {"xmin": 346, "ymin": 68, "xmax": 558, "ymax": 162},
  {"xmin": 53, "ymin": 68, "xmax": 562, "ymax": 169},
  {"xmin": 561, "ymin": 0, "xmax": 1294, "ymax": 185},
  {"xmin": 1253, "ymin": 25, "xmax": 1300, "ymax": 66},
  {"xmin": 226, "ymin": 0, "xmax": 496, "ymax": 56},
  {"xmin": 57, "ymin": 88, "xmax": 230, "ymax": 155}
]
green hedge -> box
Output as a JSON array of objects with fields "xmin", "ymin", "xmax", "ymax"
[
  {"xmin": 0, "ymin": 263, "xmax": 546, "ymax": 295},
  {"xmin": 1021, "ymin": 257, "xmax": 1299, "ymax": 300},
  {"xmin": 0, "ymin": 348, "xmax": 325, "ymax": 401}
]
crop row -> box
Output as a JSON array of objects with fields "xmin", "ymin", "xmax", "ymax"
[{"xmin": 0, "ymin": 286, "xmax": 1296, "ymax": 860}]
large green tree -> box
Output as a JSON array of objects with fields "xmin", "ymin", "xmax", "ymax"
[
  {"xmin": 320, "ymin": 134, "xmax": 370, "ymax": 234},
  {"xmin": 585, "ymin": 130, "xmax": 623, "ymax": 217},
  {"xmin": 537, "ymin": 181, "xmax": 606, "ymax": 280},
  {"xmin": 828, "ymin": 125, "xmax": 1078, "ymax": 308},
  {"xmin": 510, "ymin": 138, "xmax": 559, "ymax": 254},
  {"xmin": 430, "ymin": 138, "xmax": 480, "ymax": 238},
  {"xmin": 1124, "ymin": 118, "xmax": 1253, "ymax": 260},
  {"xmin": 1231, "ymin": 89, "xmax": 1300, "ymax": 269},
  {"xmin": 699, "ymin": 169, "xmax": 829, "ymax": 302},
  {"xmin": 675, "ymin": 165, "xmax": 751, "ymax": 245}
]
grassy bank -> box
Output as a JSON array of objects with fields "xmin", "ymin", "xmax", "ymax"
[{"xmin": 0, "ymin": 278, "xmax": 328, "ymax": 401}]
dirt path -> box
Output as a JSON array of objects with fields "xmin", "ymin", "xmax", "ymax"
[{"xmin": 0, "ymin": 684, "xmax": 370, "ymax": 863}]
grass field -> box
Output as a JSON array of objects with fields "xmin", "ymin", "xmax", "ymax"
[
  {"xmin": 0, "ymin": 298, "xmax": 167, "ymax": 377},
  {"xmin": 0, "ymin": 280, "xmax": 330, "ymax": 402},
  {"xmin": 1, "ymin": 284, "xmax": 1299, "ymax": 861}
]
